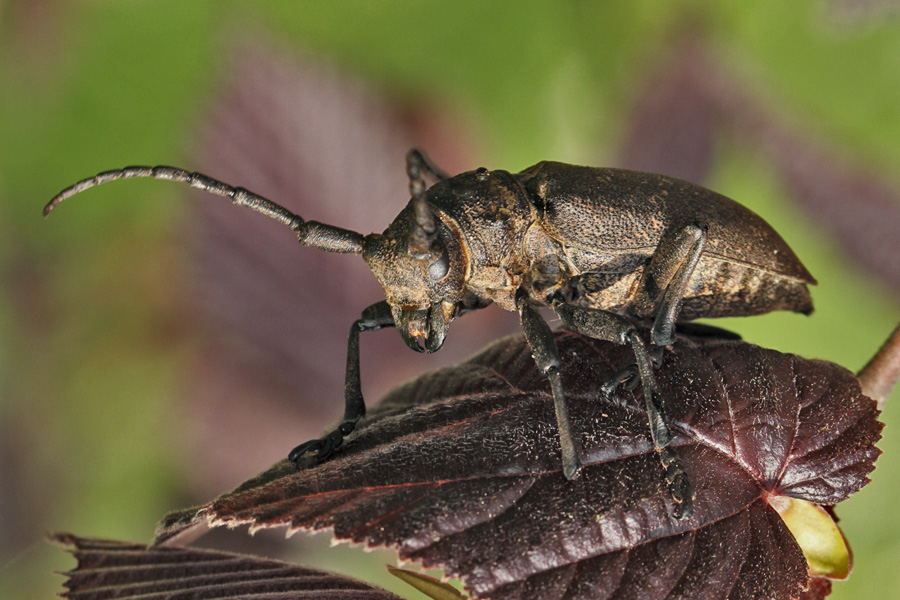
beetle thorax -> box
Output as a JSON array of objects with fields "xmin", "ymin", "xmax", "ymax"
[{"xmin": 422, "ymin": 168, "xmax": 536, "ymax": 311}]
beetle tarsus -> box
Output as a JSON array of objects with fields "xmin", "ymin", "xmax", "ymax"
[
  {"xmin": 287, "ymin": 438, "xmax": 326, "ymax": 465},
  {"xmin": 660, "ymin": 446, "xmax": 693, "ymax": 520},
  {"xmin": 562, "ymin": 452, "xmax": 582, "ymax": 480},
  {"xmin": 626, "ymin": 333, "xmax": 694, "ymax": 520}
]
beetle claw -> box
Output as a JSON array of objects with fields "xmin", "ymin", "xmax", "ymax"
[
  {"xmin": 288, "ymin": 420, "xmax": 358, "ymax": 467},
  {"xmin": 602, "ymin": 364, "xmax": 640, "ymax": 396},
  {"xmin": 603, "ymin": 346, "xmax": 666, "ymax": 396},
  {"xmin": 288, "ymin": 439, "xmax": 325, "ymax": 465},
  {"xmin": 649, "ymin": 345, "xmax": 665, "ymax": 368}
]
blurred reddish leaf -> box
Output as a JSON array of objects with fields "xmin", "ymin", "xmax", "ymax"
[
  {"xmin": 619, "ymin": 31, "xmax": 900, "ymax": 296},
  {"xmin": 617, "ymin": 36, "xmax": 718, "ymax": 184},
  {"xmin": 178, "ymin": 43, "xmax": 517, "ymax": 489},
  {"xmin": 3, "ymin": 0, "xmax": 66, "ymax": 81},
  {"xmin": 189, "ymin": 42, "xmax": 485, "ymax": 391},
  {"xmin": 825, "ymin": 0, "xmax": 900, "ymax": 27},
  {"xmin": 160, "ymin": 331, "xmax": 881, "ymax": 599},
  {"xmin": 744, "ymin": 123, "xmax": 900, "ymax": 294},
  {"xmin": 52, "ymin": 533, "xmax": 405, "ymax": 600}
]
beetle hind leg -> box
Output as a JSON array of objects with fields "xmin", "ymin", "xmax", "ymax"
[
  {"xmin": 632, "ymin": 222, "xmax": 707, "ymax": 348},
  {"xmin": 555, "ymin": 304, "xmax": 694, "ymax": 519},
  {"xmin": 626, "ymin": 329, "xmax": 694, "ymax": 519},
  {"xmin": 674, "ymin": 321, "xmax": 741, "ymax": 341},
  {"xmin": 660, "ymin": 446, "xmax": 693, "ymax": 519}
]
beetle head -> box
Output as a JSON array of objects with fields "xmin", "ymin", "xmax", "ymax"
[{"xmin": 363, "ymin": 201, "xmax": 466, "ymax": 353}]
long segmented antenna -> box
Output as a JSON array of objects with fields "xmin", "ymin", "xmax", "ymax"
[{"xmin": 45, "ymin": 166, "xmax": 365, "ymax": 254}]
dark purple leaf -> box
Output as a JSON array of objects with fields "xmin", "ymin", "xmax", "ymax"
[
  {"xmin": 52, "ymin": 533, "xmax": 404, "ymax": 600},
  {"xmin": 159, "ymin": 332, "xmax": 881, "ymax": 599}
]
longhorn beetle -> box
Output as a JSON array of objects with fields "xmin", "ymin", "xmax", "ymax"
[{"xmin": 46, "ymin": 150, "xmax": 815, "ymax": 519}]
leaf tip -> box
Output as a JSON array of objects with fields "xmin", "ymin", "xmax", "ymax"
[
  {"xmin": 773, "ymin": 496, "xmax": 852, "ymax": 580},
  {"xmin": 387, "ymin": 565, "xmax": 468, "ymax": 600}
]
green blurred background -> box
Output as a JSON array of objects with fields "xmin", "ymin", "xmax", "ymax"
[{"xmin": 1, "ymin": 2, "xmax": 899, "ymax": 598}]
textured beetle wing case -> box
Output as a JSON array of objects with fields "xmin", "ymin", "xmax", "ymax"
[{"xmin": 519, "ymin": 162, "xmax": 816, "ymax": 318}]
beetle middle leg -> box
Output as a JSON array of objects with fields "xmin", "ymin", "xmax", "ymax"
[
  {"xmin": 288, "ymin": 301, "xmax": 394, "ymax": 466},
  {"xmin": 516, "ymin": 290, "xmax": 582, "ymax": 480},
  {"xmin": 554, "ymin": 303, "xmax": 693, "ymax": 519}
]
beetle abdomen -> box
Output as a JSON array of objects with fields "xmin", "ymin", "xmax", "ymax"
[
  {"xmin": 679, "ymin": 255, "xmax": 814, "ymax": 319},
  {"xmin": 565, "ymin": 250, "xmax": 813, "ymax": 320}
]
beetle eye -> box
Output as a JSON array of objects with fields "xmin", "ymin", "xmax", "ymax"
[{"xmin": 427, "ymin": 249, "xmax": 450, "ymax": 281}]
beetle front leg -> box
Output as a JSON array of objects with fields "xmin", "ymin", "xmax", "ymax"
[
  {"xmin": 516, "ymin": 290, "xmax": 582, "ymax": 480},
  {"xmin": 288, "ymin": 301, "xmax": 395, "ymax": 466},
  {"xmin": 555, "ymin": 304, "xmax": 693, "ymax": 519},
  {"xmin": 632, "ymin": 222, "xmax": 707, "ymax": 348}
]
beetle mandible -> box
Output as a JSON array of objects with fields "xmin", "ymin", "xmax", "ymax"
[{"xmin": 45, "ymin": 150, "xmax": 815, "ymax": 519}]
